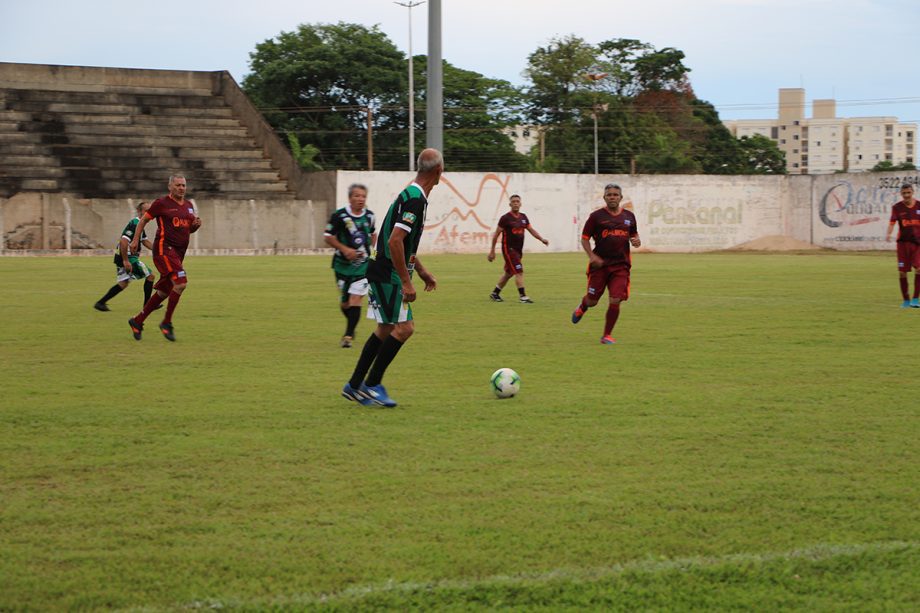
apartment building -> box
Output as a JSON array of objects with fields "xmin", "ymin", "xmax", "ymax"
[{"xmin": 724, "ymin": 88, "xmax": 916, "ymax": 174}]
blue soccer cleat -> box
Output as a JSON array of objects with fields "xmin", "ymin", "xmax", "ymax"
[
  {"xmin": 902, "ymin": 300, "xmax": 912, "ymax": 308},
  {"xmin": 911, "ymin": 298, "xmax": 920, "ymax": 308},
  {"xmin": 341, "ymin": 382, "xmax": 364, "ymax": 402},
  {"xmin": 359, "ymin": 383, "xmax": 398, "ymax": 408}
]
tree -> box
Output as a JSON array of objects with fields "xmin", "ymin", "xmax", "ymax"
[
  {"xmin": 243, "ymin": 22, "xmax": 406, "ymax": 170},
  {"xmin": 243, "ymin": 22, "xmax": 527, "ymax": 171},
  {"xmin": 737, "ymin": 135, "xmax": 787, "ymax": 174},
  {"xmin": 417, "ymin": 59, "xmax": 530, "ymax": 171},
  {"xmin": 871, "ymin": 160, "xmax": 917, "ymax": 172}
]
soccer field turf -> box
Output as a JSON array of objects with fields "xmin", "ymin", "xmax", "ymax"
[{"xmin": 1, "ymin": 252, "xmax": 917, "ymax": 609}]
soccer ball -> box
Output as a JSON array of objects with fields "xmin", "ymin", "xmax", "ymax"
[{"xmin": 490, "ymin": 368, "xmax": 521, "ymax": 399}]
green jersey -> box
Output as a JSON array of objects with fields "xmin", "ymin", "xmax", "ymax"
[
  {"xmin": 324, "ymin": 206, "xmax": 376, "ymax": 276},
  {"xmin": 113, "ymin": 217, "xmax": 147, "ymax": 267},
  {"xmin": 367, "ymin": 183, "xmax": 428, "ymax": 283}
]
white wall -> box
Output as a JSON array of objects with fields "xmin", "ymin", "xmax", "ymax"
[{"xmin": 337, "ymin": 171, "xmax": 811, "ymax": 253}]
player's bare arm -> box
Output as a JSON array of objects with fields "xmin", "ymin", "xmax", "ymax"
[
  {"xmin": 388, "ymin": 227, "xmax": 416, "ymax": 302},
  {"xmin": 324, "ymin": 234, "xmax": 358, "ymax": 260},
  {"xmin": 527, "ymin": 226, "xmax": 549, "ymax": 245},
  {"xmin": 141, "ymin": 239, "xmax": 153, "ymax": 251},
  {"xmin": 630, "ymin": 234, "xmax": 641, "ymax": 248},
  {"xmin": 414, "ymin": 259, "xmax": 437, "ymax": 292},
  {"xmin": 582, "ymin": 238, "xmax": 603, "ymax": 268},
  {"xmin": 487, "ymin": 228, "xmax": 501, "ymax": 261},
  {"xmin": 886, "ymin": 221, "xmax": 896, "ymax": 241},
  {"xmin": 131, "ymin": 216, "xmax": 151, "ymax": 252},
  {"xmin": 119, "ymin": 237, "xmax": 133, "ymax": 273}
]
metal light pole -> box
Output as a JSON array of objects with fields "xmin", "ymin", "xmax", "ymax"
[
  {"xmin": 584, "ymin": 71, "xmax": 608, "ymax": 175},
  {"xmin": 395, "ymin": 0, "xmax": 425, "ymax": 171},
  {"xmin": 426, "ymin": 0, "xmax": 443, "ymax": 151}
]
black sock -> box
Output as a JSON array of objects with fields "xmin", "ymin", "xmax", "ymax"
[
  {"xmin": 349, "ymin": 333, "xmax": 383, "ymax": 388},
  {"xmin": 143, "ymin": 279, "xmax": 153, "ymax": 305},
  {"xmin": 518, "ymin": 287, "xmax": 526, "ymax": 297},
  {"xmin": 365, "ymin": 335, "xmax": 404, "ymax": 387},
  {"xmin": 492, "ymin": 286, "xmax": 502, "ymax": 295},
  {"xmin": 344, "ymin": 306, "xmax": 361, "ymax": 337},
  {"xmin": 98, "ymin": 284, "xmax": 123, "ymax": 304}
]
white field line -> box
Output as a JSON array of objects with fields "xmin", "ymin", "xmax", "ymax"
[{"xmin": 167, "ymin": 540, "xmax": 918, "ymax": 610}]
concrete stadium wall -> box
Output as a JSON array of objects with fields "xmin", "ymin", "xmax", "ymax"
[
  {"xmin": 0, "ymin": 192, "xmax": 329, "ymax": 253},
  {"xmin": 337, "ymin": 169, "xmax": 918, "ymax": 253},
  {"xmin": 3, "ymin": 170, "xmax": 917, "ymax": 254}
]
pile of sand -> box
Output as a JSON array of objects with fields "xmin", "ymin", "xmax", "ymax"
[{"xmin": 727, "ymin": 235, "xmax": 822, "ymax": 251}]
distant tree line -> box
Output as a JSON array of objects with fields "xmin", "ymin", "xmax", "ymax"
[{"xmin": 242, "ymin": 22, "xmax": 786, "ymax": 175}]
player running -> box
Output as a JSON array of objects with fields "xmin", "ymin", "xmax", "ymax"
[
  {"xmin": 324, "ymin": 183, "xmax": 377, "ymax": 347},
  {"xmin": 886, "ymin": 183, "xmax": 920, "ymax": 308},
  {"xmin": 128, "ymin": 175, "xmax": 201, "ymax": 342},
  {"xmin": 93, "ymin": 201, "xmax": 156, "ymax": 312},
  {"xmin": 571, "ymin": 183, "xmax": 641, "ymax": 344}
]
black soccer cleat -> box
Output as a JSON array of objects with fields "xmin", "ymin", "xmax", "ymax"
[
  {"xmin": 128, "ymin": 317, "xmax": 143, "ymax": 340},
  {"xmin": 159, "ymin": 322, "xmax": 176, "ymax": 342},
  {"xmin": 489, "ymin": 292, "xmax": 504, "ymax": 302},
  {"xmin": 94, "ymin": 302, "xmax": 110, "ymax": 312}
]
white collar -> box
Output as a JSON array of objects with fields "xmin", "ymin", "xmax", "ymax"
[{"xmin": 346, "ymin": 204, "xmax": 366, "ymax": 217}]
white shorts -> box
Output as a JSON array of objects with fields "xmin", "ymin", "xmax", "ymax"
[
  {"xmin": 337, "ymin": 276, "xmax": 369, "ymax": 297},
  {"xmin": 115, "ymin": 260, "xmax": 151, "ymax": 283}
]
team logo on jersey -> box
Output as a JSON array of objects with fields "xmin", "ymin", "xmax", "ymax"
[
  {"xmin": 188, "ymin": 208, "xmax": 195, "ymax": 214},
  {"xmin": 402, "ymin": 212, "xmax": 417, "ymax": 224},
  {"xmin": 625, "ymin": 219, "xmax": 632, "ymax": 226}
]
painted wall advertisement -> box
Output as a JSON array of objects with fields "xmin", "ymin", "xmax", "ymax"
[
  {"xmin": 337, "ymin": 171, "xmax": 795, "ymax": 254},
  {"xmin": 812, "ymin": 173, "xmax": 920, "ymax": 250}
]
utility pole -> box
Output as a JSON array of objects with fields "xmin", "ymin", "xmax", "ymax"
[
  {"xmin": 426, "ymin": 0, "xmax": 442, "ymax": 151},
  {"xmin": 395, "ymin": 1, "xmax": 425, "ymax": 171}
]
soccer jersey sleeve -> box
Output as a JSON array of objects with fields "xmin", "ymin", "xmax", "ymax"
[
  {"xmin": 395, "ymin": 197, "xmax": 425, "ymax": 234},
  {"xmin": 121, "ymin": 219, "xmax": 138, "ymax": 241},
  {"xmin": 628, "ymin": 212, "xmax": 639, "ymax": 236},
  {"xmin": 581, "ymin": 214, "xmax": 596, "ymax": 241},
  {"xmin": 325, "ymin": 210, "xmax": 345, "ymax": 237},
  {"xmin": 891, "ymin": 205, "xmax": 899, "ymax": 223}
]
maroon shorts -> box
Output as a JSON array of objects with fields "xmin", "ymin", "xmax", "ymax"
[
  {"xmin": 503, "ymin": 248, "xmax": 523, "ymax": 276},
  {"xmin": 152, "ymin": 246, "xmax": 188, "ymax": 290},
  {"xmin": 896, "ymin": 241, "xmax": 920, "ymax": 272},
  {"xmin": 586, "ymin": 263, "xmax": 630, "ymax": 302}
]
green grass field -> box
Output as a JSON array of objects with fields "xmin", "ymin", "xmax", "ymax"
[{"xmin": 1, "ymin": 252, "xmax": 918, "ymax": 610}]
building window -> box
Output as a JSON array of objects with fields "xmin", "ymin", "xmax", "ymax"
[
  {"xmin": 781, "ymin": 139, "xmax": 786, "ymax": 144},
  {"xmin": 771, "ymin": 127, "xmax": 779, "ymax": 139},
  {"xmin": 908, "ymin": 157, "xmax": 914, "ymax": 163},
  {"xmin": 816, "ymin": 141, "xmax": 821, "ymax": 146},
  {"xmin": 857, "ymin": 154, "xmax": 862, "ymax": 160},
  {"xmin": 793, "ymin": 135, "xmax": 799, "ymax": 140},
  {"xmin": 793, "ymin": 163, "xmax": 799, "ymax": 168}
]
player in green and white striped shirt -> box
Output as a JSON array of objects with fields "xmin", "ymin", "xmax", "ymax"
[
  {"xmin": 342, "ymin": 148, "xmax": 444, "ymax": 408},
  {"xmin": 93, "ymin": 201, "xmax": 156, "ymax": 312}
]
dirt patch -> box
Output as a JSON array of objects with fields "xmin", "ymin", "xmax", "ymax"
[{"xmin": 727, "ymin": 235, "xmax": 823, "ymax": 251}]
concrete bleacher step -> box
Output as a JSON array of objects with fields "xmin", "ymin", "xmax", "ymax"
[
  {"xmin": 1, "ymin": 76, "xmax": 300, "ymax": 200},
  {"xmin": 6, "ymin": 89, "xmax": 230, "ymax": 108}
]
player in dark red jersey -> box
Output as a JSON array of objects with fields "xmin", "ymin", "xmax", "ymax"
[
  {"xmin": 487, "ymin": 194, "xmax": 549, "ymax": 303},
  {"xmin": 127, "ymin": 175, "xmax": 201, "ymax": 341},
  {"xmin": 886, "ymin": 183, "xmax": 920, "ymax": 308},
  {"xmin": 571, "ymin": 183, "xmax": 641, "ymax": 344}
]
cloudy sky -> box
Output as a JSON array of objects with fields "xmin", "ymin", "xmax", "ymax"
[{"xmin": 1, "ymin": 0, "xmax": 918, "ymax": 123}]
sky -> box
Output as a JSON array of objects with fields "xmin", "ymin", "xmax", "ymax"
[{"xmin": 2, "ymin": 0, "xmax": 919, "ymax": 123}]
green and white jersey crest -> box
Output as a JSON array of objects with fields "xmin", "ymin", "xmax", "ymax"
[
  {"xmin": 325, "ymin": 206, "xmax": 376, "ymax": 276},
  {"xmin": 367, "ymin": 183, "xmax": 428, "ymax": 283}
]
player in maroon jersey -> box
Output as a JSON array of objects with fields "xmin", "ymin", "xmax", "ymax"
[
  {"xmin": 127, "ymin": 175, "xmax": 201, "ymax": 341},
  {"xmin": 886, "ymin": 183, "xmax": 920, "ymax": 308},
  {"xmin": 487, "ymin": 194, "xmax": 549, "ymax": 303},
  {"xmin": 570, "ymin": 184, "xmax": 641, "ymax": 344}
]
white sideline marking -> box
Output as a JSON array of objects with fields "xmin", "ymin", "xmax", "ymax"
[{"xmin": 172, "ymin": 540, "xmax": 917, "ymax": 609}]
